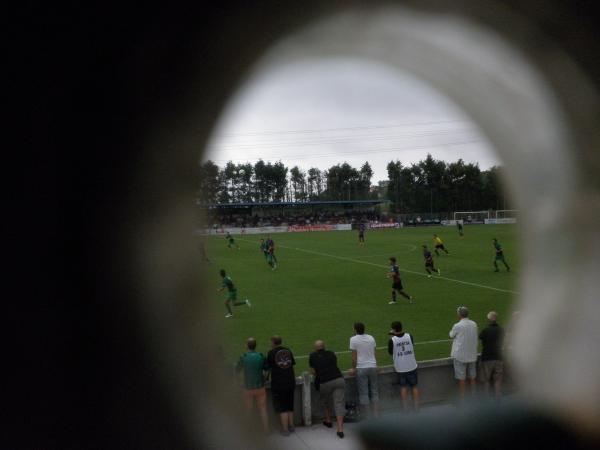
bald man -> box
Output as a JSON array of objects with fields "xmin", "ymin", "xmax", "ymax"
[{"xmin": 309, "ymin": 340, "xmax": 346, "ymax": 439}]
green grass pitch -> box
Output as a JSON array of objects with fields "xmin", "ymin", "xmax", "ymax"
[{"xmin": 206, "ymin": 224, "xmax": 518, "ymax": 373}]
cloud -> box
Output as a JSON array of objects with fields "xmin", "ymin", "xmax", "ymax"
[{"xmin": 206, "ymin": 57, "xmax": 500, "ymax": 181}]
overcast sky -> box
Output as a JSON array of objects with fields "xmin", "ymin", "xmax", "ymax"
[{"xmin": 205, "ymin": 57, "xmax": 500, "ymax": 183}]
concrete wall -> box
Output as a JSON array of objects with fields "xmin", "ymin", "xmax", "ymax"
[{"xmin": 264, "ymin": 358, "xmax": 515, "ymax": 426}]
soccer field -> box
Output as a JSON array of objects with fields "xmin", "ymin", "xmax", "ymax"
[{"xmin": 206, "ymin": 224, "xmax": 518, "ymax": 373}]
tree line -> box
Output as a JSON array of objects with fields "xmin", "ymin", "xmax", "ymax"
[{"xmin": 198, "ymin": 154, "xmax": 509, "ymax": 213}]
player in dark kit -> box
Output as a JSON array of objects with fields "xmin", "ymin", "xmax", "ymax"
[
  {"xmin": 266, "ymin": 236, "xmax": 278, "ymax": 270},
  {"xmin": 493, "ymin": 238, "xmax": 510, "ymax": 272},
  {"xmin": 457, "ymin": 221, "xmax": 464, "ymax": 238},
  {"xmin": 422, "ymin": 245, "xmax": 440, "ymax": 277},
  {"xmin": 387, "ymin": 257, "xmax": 414, "ymax": 304},
  {"xmin": 358, "ymin": 223, "xmax": 366, "ymax": 246}
]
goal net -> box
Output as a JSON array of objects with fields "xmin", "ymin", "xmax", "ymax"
[
  {"xmin": 453, "ymin": 210, "xmax": 490, "ymax": 224},
  {"xmin": 495, "ymin": 209, "xmax": 519, "ymax": 219}
]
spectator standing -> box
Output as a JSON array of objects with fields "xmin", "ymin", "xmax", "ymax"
[
  {"xmin": 479, "ymin": 311, "xmax": 505, "ymax": 400},
  {"xmin": 449, "ymin": 306, "xmax": 479, "ymax": 399},
  {"xmin": 266, "ymin": 335, "xmax": 296, "ymax": 436},
  {"xmin": 309, "ymin": 340, "xmax": 346, "ymax": 439},
  {"xmin": 236, "ymin": 338, "xmax": 269, "ymax": 432},
  {"xmin": 388, "ymin": 321, "xmax": 420, "ymax": 411},
  {"xmin": 349, "ymin": 322, "xmax": 380, "ymax": 418}
]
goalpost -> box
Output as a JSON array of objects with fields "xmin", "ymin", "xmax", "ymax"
[{"xmin": 453, "ymin": 210, "xmax": 490, "ymax": 224}]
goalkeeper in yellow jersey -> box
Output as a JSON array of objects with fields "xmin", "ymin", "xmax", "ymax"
[{"xmin": 433, "ymin": 234, "xmax": 449, "ymax": 256}]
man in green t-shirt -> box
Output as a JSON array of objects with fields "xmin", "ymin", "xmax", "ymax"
[
  {"xmin": 218, "ymin": 269, "xmax": 250, "ymax": 317},
  {"xmin": 236, "ymin": 337, "xmax": 268, "ymax": 433}
]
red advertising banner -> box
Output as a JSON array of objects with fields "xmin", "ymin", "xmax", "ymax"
[{"xmin": 287, "ymin": 225, "xmax": 334, "ymax": 232}]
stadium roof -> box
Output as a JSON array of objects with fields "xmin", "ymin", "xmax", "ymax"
[{"xmin": 198, "ymin": 199, "xmax": 389, "ymax": 208}]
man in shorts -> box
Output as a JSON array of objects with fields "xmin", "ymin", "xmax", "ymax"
[
  {"xmin": 225, "ymin": 231, "xmax": 239, "ymax": 249},
  {"xmin": 236, "ymin": 338, "xmax": 268, "ymax": 432},
  {"xmin": 479, "ymin": 311, "xmax": 505, "ymax": 401},
  {"xmin": 358, "ymin": 223, "xmax": 366, "ymax": 246},
  {"xmin": 422, "ymin": 245, "xmax": 441, "ymax": 277},
  {"xmin": 493, "ymin": 238, "xmax": 510, "ymax": 272},
  {"xmin": 387, "ymin": 257, "xmax": 413, "ymax": 304},
  {"xmin": 433, "ymin": 234, "xmax": 450, "ymax": 255},
  {"xmin": 217, "ymin": 269, "xmax": 250, "ymax": 318},
  {"xmin": 388, "ymin": 321, "xmax": 420, "ymax": 411},
  {"xmin": 449, "ymin": 306, "xmax": 479, "ymax": 400},
  {"xmin": 266, "ymin": 335, "xmax": 296, "ymax": 436}
]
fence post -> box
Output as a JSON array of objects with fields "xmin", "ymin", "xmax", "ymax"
[{"xmin": 302, "ymin": 371, "xmax": 312, "ymax": 426}]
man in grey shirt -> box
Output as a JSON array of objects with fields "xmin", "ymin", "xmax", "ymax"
[{"xmin": 449, "ymin": 306, "xmax": 479, "ymax": 399}]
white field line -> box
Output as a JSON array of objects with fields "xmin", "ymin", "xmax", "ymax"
[
  {"xmin": 294, "ymin": 339, "xmax": 452, "ymax": 360},
  {"xmin": 238, "ymin": 238, "xmax": 519, "ymax": 295},
  {"xmin": 218, "ymin": 251, "xmax": 416, "ymax": 262}
]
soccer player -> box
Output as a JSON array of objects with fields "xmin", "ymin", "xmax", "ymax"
[
  {"xmin": 433, "ymin": 234, "xmax": 449, "ymax": 255},
  {"xmin": 266, "ymin": 236, "xmax": 278, "ymax": 269},
  {"xmin": 493, "ymin": 238, "xmax": 510, "ymax": 272},
  {"xmin": 457, "ymin": 221, "xmax": 464, "ymax": 238},
  {"xmin": 422, "ymin": 245, "xmax": 440, "ymax": 277},
  {"xmin": 218, "ymin": 269, "xmax": 250, "ymax": 317},
  {"xmin": 259, "ymin": 238, "xmax": 269, "ymax": 263},
  {"xmin": 225, "ymin": 231, "xmax": 240, "ymax": 250},
  {"xmin": 387, "ymin": 257, "xmax": 413, "ymax": 304},
  {"xmin": 358, "ymin": 223, "xmax": 366, "ymax": 246}
]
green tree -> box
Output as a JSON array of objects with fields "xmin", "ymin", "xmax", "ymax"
[{"xmin": 198, "ymin": 160, "xmax": 222, "ymax": 204}]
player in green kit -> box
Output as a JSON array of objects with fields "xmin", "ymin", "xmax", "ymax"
[
  {"xmin": 492, "ymin": 238, "xmax": 510, "ymax": 272},
  {"xmin": 260, "ymin": 238, "xmax": 269, "ymax": 263},
  {"xmin": 226, "ymin": 231, "xmax": 240, "ymax": 250},
  {"xmin": 218, "ymin": 269, "xmax": 250, "ymax": 317}
]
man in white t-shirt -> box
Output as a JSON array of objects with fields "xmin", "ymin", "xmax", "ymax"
[
  {"xmin": 349, "ymin": 322, "xmax": 379, "ymax": 418},
  {"xmin": 388, "ymin": 321, "xmax": 420, "ymax": 411},
  {"xmin": 449, "ymin": 306, "xmax": 479, "ymax": 399}
]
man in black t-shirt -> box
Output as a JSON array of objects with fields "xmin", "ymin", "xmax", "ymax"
[
  {"xmin": 309, "ymin": 340, "xmax": 346, "ymax": 439},
  {"xmin": 266, "ymin": 335, "xmax": 296, "ymax": 436},
  {"xmin": 479, "ymin": 311, "xmax": 505, "ymax": 400}
]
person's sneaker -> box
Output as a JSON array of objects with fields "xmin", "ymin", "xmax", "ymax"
[
  {"xmin": 428, "ymin": 274, "xmax": 432, "ymax": 278},
  {"xmin": 409, "ymin": 297, "xmax": 415, "ymax": 304},
  {"xmin": 225, "ymin": 313, "xmax": 233, "ymax": 318},
  {"xmin": 337, "ymin": 431, "xmax": 345, "ymax": 439},
  {"xmin": 288, "ymin": 426, "xmax": 295, "ymax": 433},
  {"xmin": 246, "ymin": 299, "xmax": 251, "ymax": 307},
  {"xmin": 388, "ymin": 301, "xmax": 396, "ymax": 305},
  {"xmin": 322, "ymin": 421, "xmax": 333, "ymax": 428},
  {"xmin": 437, "ymin": 269, "xmax": 441, "ymax": 275},
  {"xmin": 279, "ymin": 430, "xmax": 290, "ymax": 437}
]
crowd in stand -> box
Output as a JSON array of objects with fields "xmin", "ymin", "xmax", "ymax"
[
  {"xmin": 235, "ymin": 306, "xmax": 507, "ymax": 439},
  {"xmin": 208, "ymin": 210, "xmax": 383, "ymax": 228}
]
